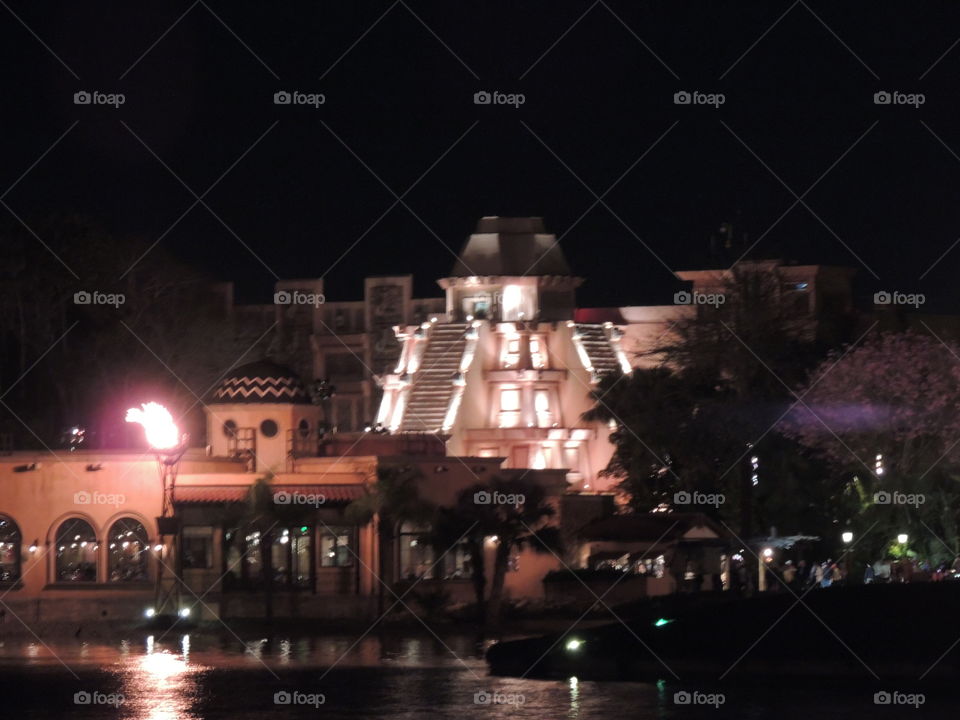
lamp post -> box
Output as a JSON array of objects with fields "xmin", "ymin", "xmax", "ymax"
[
  {"xmin": 842, "ymin": 531, "xmax": 853, "ymax": 584},
  {"xmin": 759, "ymin": 547, "xmax": 773, "ymax": 592},
  {"xmin": 126, "ymin": 403, "xmax": 188, "ymax": 620}
]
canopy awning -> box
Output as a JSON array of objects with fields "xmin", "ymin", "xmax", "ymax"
[{"xmin": 174, "ymin": 484, "xmax": 366, "ymax": 505}]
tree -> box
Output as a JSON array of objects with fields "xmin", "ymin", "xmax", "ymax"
[
  {"xmin": 345, "ymin": 464, "xmax": 434, "ymax": 613},
  {"xmin": 224, "ymin": 476, "xmax": 314, "ymax": 620},
  {"xmin": 585, "ymin": 265, "xmax": 844, "ymax": 537},
  {"xmin": 781, "ymin": 331, "xmax": 960, "ymax": 564}
]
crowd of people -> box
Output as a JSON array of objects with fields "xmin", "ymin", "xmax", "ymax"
[{"xmin": 726, "ymin": 555, "xmax": 960, "ymax": 595}]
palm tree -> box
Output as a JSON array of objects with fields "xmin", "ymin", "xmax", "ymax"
[
  {"xmin": 346, "ymin": 464, "xmax": 434, "ymax": 613},
  {"xmin": 223, "ymin": 475, "xmax": 313, "ymax": 620},
  {"xmin": 438, "ymin": 476, "xmax": 560, "ymax": 630}
]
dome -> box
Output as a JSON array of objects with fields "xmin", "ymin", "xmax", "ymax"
[{"xmin": 210, "ymin": 360, "xmax": 311, "ymax": 405}]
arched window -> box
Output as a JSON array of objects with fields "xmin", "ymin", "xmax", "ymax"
[
  {"xmin": 55, "ymin": 518, "xmax": 98, "ymax": 583},
  {"xmin": 107, "ymin": 518, "xmax": 149, "ymax": 582},
  {"xmin": 0, "ymin": 515, "xmax": 22, "ymax": 582}
]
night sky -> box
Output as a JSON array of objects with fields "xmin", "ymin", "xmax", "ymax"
[{"xmin": 3, "ymin": 1, "xmax": 960, "ymax": 309}]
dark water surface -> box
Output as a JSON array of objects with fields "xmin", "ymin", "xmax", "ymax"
[{"xmin": 0, "ymin": 633, "xmax": 952, "ymax": 718}]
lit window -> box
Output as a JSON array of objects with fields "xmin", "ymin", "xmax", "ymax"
[
  {"xmin": 530, "ymin": 335, "xmax": 546, "ymax": 368},
  {"xmin": 501, "ymin": 335, "xmax": 521, "ymax": 368},
  {"xmin": 498, "ymin": 388, "xmax": 521, "ymax": 428},
  {"xmin": 56, "ymin": 518, "xmax": 97, "ymax": 583},
  {"xmin": 320, "ymin": 527, "xmax": 352, "ymax": 568},
  {"xmin": 108, "ymin": 518, "xmax": 149, "ymax": 582},
  {"xmin": 502, "ymin": 285, "xmax": 523, "ymax": 320},
  {"xmin": 534, "ymin": 389, "xmax": 552, "ymax": 427},
  {"xmin": 500, "ymin": 389, "xmax": 520, "ymax": 411}
]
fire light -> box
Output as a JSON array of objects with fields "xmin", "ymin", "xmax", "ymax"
[{"xmin": 125, "ymin": 402, "xmax": 180, "ymax": 450}]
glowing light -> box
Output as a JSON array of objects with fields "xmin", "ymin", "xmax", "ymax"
[
  {"xmin": 654, "ymin": 617, "xmax": 674, "ymax": 627},
  {"xmin": 565, "ymin": 638, "xmax": 584, "ymax": 652},
  {"xmin": 154, "ymin": 544, "xmax": 163, "ymax": 553},
  {"xmin": 126, "ymin": 402, "xmax": 179, "ymax": 450},
  {"xmin": 179, "ymin": 607, "xmax": 191, "ymax": 618},
  {"xmin": 842, "ymin": 531, "xmax": 854, "ymax": 544},
  {"xmin": 897, "ymin": 533, "xmax": 909, "ymax": 544},
  {"xmin": 144, "ymin": 608, "xmax": 156, "ymax": 618},
  {"xmin": 762, "ymin": 547, "xmax": 773, "ymax": 559}
]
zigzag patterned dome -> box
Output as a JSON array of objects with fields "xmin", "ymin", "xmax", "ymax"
[{"xmin": 210, "ymin": 360, "xmax": 311, "ymax": 405}]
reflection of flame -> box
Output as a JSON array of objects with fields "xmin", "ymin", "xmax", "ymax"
[
  {"xmin": 122, "ymin": 636, "xmax": 199, "ymax": 720},
  {"xmin": 126, "ymin": 402, "xmax": 179, "ymax": 450}
]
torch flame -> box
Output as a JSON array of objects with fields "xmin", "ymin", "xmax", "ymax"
[{"xmin": 126, "ymin": 402, "xmax": 179, "ymax": 450}]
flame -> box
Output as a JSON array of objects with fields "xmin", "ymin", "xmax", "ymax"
[{"xmin": 126, "ymin": 402, "xmax": 179, "ymax": 450}]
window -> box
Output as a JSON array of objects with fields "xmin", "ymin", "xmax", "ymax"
[
  {"xmin": 182, "ymin": 526, "xmax": 214, "ymax": 570},
  {"xmin": 56, "ymin": 518, "xmax": 98, "ymax": 582},
  {"xmin": 534, "ymin": 389, "xmax": 552, "ymax": 427},
  {"xmin": 223, "ymin": 525, "xmax": 312, "ymax": 589},
  {"xmin": 498, "ymin": 387, "xmax": 521, "ymax": 428},
  {"xmin": 441, "ymin": 540, "xmax": 473, "ymax": 579},
  {"xmin": 107, "ymin": 518, "xmax": 149, "ymax": 582},
  {"xmin": 530, "ymin": 335, "xmax": 546, "ymax": 368},
  {"xmin": 272, "ymin": 527, "xmax": 312, "ymax": 587},
  {"xmin": 500, "ymin": 389, "xmax": 520, "ymax": 411},
  {"xmin": 501, "ymin": 336, "xmax": 521, "ymax": 368},
  {"xmin": 0, "ymin": 515, "xmax": 21, "ymax": 582},
  {"xmin": 260, "ymin": 419, "xmax": 279, "ymax": 438},
  {"xmin": 399, "ymin": 523, "xmax": 434, "ymax": 579},
  {"xmin": 320, "ymin": 526, "xmax": 353, "ymax": 567}
]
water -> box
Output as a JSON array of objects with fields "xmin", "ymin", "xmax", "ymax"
[{"xmin": 0, "ymin": 632, "xmax": 953, "ymax": 718}]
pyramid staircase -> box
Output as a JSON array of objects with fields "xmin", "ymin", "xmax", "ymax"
[
  {"xmin": 399, "ymin": 323, "xmax": 469, "ymax": 432},
  {"xmin": 573, "ymin": 324, "xmax": 620, "ymax": 377}
]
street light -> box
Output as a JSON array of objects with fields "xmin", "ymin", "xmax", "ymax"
[
  {"xmin": 842, "ymin": 531, "xmax": 854, "ymax": 544},
  {"xmin": 759, "ymin": 547, "xmax": 774, "ymax": 591},
  {"xmin": 126, "ymin": 402, "xmax": 188, "ymax": 620},
  {"xmin": 897, "ymin": 533, "xmax": 909, "ymax": 545}
]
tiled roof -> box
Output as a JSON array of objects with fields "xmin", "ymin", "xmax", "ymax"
[{"xmin": 175, "ymin": 484, "xmax": 365, "ymax": 505}]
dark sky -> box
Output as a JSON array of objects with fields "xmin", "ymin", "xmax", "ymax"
[{"xmin": 3, "ymin": 1, "xmax": 960, "ymax": 309}]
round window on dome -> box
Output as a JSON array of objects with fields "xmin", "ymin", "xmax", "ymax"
[
  {"xmin": 223, "ymin": 420, "xmax": 237, "ymax": 438},
  {"xmin": 260, "ymin": 419, "xmax": 279, "ymax": 438}
]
